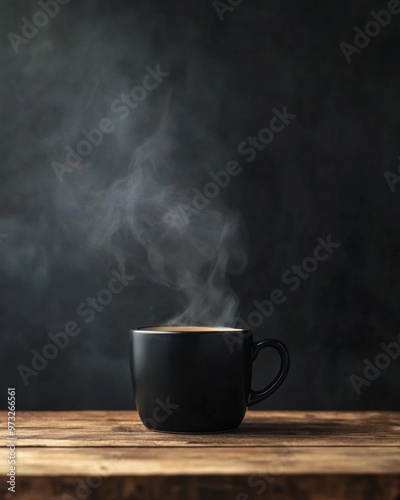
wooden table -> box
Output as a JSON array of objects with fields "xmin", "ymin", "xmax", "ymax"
[{"xmin": 1, "ymin": 411, "xmax": 400, "ymax": 499}]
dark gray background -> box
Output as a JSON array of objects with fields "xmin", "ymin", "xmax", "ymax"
[{"xmin": 1, "ymin": 0, "xmax": 399, "ymax": 410}]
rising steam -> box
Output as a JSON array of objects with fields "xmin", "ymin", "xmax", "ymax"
[
  {"xmin": 0, "ymin": 1, "xmax": 248, "ymax": 328},
  {"xmin": 89, "ymin": 114, "xmax": 248, "ymax": 326}
]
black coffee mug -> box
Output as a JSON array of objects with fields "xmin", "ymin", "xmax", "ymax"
[{"xmin": 129, "ymin": 326, "xmax": 289, "ymax": 433}]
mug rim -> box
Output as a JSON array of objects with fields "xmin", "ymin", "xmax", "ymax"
[{"xmin": 131, "ymin": 325, "xmax": 251, "ymax": 334}]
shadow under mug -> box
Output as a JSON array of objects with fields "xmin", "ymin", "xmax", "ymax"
[{"xmin": 129, "ymin": 326, "xmax": 290, "ymax": 433}]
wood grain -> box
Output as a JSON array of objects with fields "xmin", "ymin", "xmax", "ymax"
[
  {"xmin": 1, "ymin": 411, "xmax": 399, "ymax": 499},
  {"xmin": 1, "ymin": 446, "xmax": 400, "ymax": 475},
  {"xmin": 3, "ymin": 410, "xmax": 400, "ymax": 447},
  {"xmin": 2, "ymin": 475, "xmax": 400, "ymax": 500}
]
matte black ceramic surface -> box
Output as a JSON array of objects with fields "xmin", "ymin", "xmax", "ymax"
[{"xmin": 129, "ymin": 326, "xmax": 289, "ymax": 433}]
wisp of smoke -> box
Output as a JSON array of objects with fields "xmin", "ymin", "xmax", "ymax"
[{"xmin": 89, "ymin": 115, "xmax": 248, "ymax": 326}]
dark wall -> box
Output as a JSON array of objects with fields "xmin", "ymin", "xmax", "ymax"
[{"xmin": 1, "ymin": 0, "xmax": 400, "ymax": 410}]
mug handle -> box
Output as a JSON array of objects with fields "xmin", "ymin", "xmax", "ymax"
[{"xmin": 248, "ymin": 339, "xmax": 290, "ymax": 407}]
